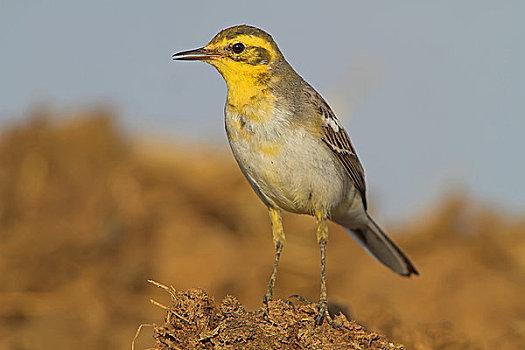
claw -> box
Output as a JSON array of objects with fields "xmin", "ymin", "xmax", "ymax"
[
  {"xmin": 282, "ymin": 299, "xmax": 296, "ymax": 311},
  {"xmin": 262, "ymin": 293, "xmax": 273, "ymax": 318},
  {"xmin": 284, "ymin": 294, "xmax": 313, "ymax": 310},
  {"xmin": 314, "ymin": 300, "xmax": 328, "ymax": 326},
  {"xmin": 314, "ymin": 300, "xmax": 342, "ymax": 329},
  {"xmin": 287, "ymin": 294, "xmax": 313, "ymax": 305},
  {"xmin": 262, "ymin": 294, "xmax": 271, "ymax": 306}
]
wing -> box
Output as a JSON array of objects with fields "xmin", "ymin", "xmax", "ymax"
[{"xmin": 317, "ymin": 103, "xmax": 368, "ymax": 209}]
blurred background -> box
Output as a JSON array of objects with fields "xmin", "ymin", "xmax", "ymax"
[{"xmin": 1, "ymin": 1, "xmax": 524, "ymax": 349}]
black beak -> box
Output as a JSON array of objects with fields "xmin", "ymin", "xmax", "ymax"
[{"xmin": 172, "ymin": 47, "xmax": 221, "ymax": 61}]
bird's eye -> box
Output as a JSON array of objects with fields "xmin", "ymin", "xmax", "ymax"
[{"xmin": 231, "ymin": 43, "xmax": 245, "ymax": 54}]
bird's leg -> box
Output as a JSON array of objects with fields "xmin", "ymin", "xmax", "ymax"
[
  {"xmin": 263, "ymin": 207, "xmax": 285, "ymax": 307},
  {"xmin": 314, "ymin": 210, "xmax": 335, "ymax": 327},
  {"xmin": 314, "ymin": 211, "xmax": 329, "ymax": 325}
]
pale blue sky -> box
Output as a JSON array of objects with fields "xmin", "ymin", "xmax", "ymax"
[{"xmin": 1, "ymin": 1, "xmax": 524, "ymax": 222}]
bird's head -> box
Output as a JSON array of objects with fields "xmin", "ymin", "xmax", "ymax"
[{"xmin": 173, "ymin": 25, "xmax": 285, "ymax": 92}]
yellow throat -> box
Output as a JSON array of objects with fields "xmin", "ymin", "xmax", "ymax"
[{"xmin": 173, "ymin": 26, "xmax": 287, "ymax": 122}]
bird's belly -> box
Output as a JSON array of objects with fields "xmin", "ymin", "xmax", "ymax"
[{"xmin": 226, "ymin": 124, "xmax": 348, "ymax": 215}]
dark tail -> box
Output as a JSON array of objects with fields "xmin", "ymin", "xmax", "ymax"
[{"xmin": 344, "ymin": 214, "xmax": 419, "ymax": 276}]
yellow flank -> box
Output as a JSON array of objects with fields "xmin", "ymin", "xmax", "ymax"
[
  {"xmin": 263, "ymin": 168, "xmax": 282, "ymax": 192},
  {"xmin": 258, "ymin": 141, "xmax": 281, "ymax": 157},
  {"xmin": 225, "ymin": 115, "xmax": 244, "ymax": 141}
]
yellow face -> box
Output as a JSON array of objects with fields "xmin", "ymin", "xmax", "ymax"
[
  {"xmin": 204, "ymin": 33, "xmax": 278, "ymax": 73},
  {"xmin": 206, "ymin": 34, "xmax": 277, "ymax": 97},
  {"xmin": 173, "ymin": 26, "xmax": 283, "ymax": 108}
]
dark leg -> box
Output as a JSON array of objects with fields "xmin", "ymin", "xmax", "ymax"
[
  {"xmin": 314, "ymin": 211, "xmax": 339, "ymax": 327},
  {"xmin": 264, "ymin": 207, "xmax": 285, "ymax": 305}
]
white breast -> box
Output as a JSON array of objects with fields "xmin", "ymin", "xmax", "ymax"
[{"xmin": 224, "ymin": 108, "xmax": 349, "ymax": 215}]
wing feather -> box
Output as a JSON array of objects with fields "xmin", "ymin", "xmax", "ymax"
[{"xmin": 317, "ymin": 103, "xmax": 367, "ymax": 209}]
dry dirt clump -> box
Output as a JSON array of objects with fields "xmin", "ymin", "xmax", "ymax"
[{"xmin": 148, "ymin": 283, "xmax": 403, "ymax": 350}]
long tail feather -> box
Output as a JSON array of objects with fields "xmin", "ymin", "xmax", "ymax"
[{"xmin": 344, "ymin": 214, "xmax": 419, "ymax": 276}]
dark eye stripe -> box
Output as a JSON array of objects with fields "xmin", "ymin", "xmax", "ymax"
[
  {"xmin": 247, "ymin": 47, "xmax": 270, "ymax": 65},
  {"xmin": 229, "ymin": 45, "xmax": 271, "ymax": 65}
]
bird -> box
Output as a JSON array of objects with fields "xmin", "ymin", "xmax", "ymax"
[{"xmin": 172, "ymin": 24, "xmax": 418, "ymax": 326}]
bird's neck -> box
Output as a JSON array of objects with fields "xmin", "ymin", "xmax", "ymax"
[{"xmin": 217, "ymin": 66, "xmax": 277, "ymax": 123}]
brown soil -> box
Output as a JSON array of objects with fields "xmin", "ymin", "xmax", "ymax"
[
  {"xmin": 1, "ymin": 110, "xmax": 525, "ymax": 349},
  {"xmin": 148, "ymin": 283, "xmax": 403, "ymax": 350}
]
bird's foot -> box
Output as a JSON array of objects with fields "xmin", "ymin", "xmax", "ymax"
[
  {"xmin": 282, "ymin": 294, "xmax": 310, "ymax": 310},
  {"xmin": 288, "ymin": 294, "xmax": 313, "ymax": 304},
  {"xmin": 314, "ymin": 299, "xmax": 342, "ymax": 329},
  {"xmin": 262, "ymin": 293, "xmax": 272, "ymax": 317},
  {"xmin": 284, "ymin": 294, "xmax": 313, "ymax": 309}
]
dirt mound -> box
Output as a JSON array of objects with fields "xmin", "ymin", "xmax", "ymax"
[
  {"xmin": 1, "ymin": 111, "xmax": 525, "ymax": 349},
  {"xmin": 148, "ymin": 283, "xmax": 403, "ymax": 350}
]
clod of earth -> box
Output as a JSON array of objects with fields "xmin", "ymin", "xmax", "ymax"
[{"xmin": 146, "ymin": 282, "xmax": 404, "ymax": 350}]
